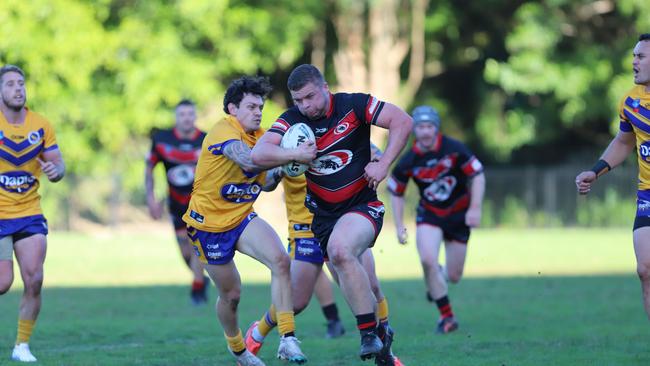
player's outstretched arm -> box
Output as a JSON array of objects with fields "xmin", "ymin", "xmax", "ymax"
[
  {"xmin": 575, "ymin": 130, "xmax": 635, "ymax": 195},
  {"xmin": 466, "ymin": 172, "xmax": 485, "ymax": 227},
  {"xmin": 251, "ymin": 132, "xmax": 316, "ymax": 168},
  {"xmin": 364, "ymin": 103, "xmax": 412, "ymax": 188},
  {"xmin": 144, "ymin": 162, "xmax": 163, "ymax": 220},
  {"xmin": 38, "ymin": 149, "xmax": 65, "ymax": 183}
]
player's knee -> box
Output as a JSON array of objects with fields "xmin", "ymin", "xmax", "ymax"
[
  {"xmin": 637, "ymin": 263, "xmax": 650, "ymax": 281},
  {"xmin": 448, "ymin": 270, "xmax": 463, "ymax": 284},
  {"xmin": 0, "ymin": 277, "xmax": 12, "ymax": 295},
  {"xmin": 23, "ymin": 272, "xmax": 43, "ymax": 295},
  {"xmin": 420, "ymin": 258, "xmax": 436, "ymax": 272},
  {"xmin": 220, "ymin": 289, "xmax": 241, "ymax": 310},
  {"xmin": 294, "ymin": 301, "xmax": 308, "ymax": 315},
  {"xmin": 327, "ymin": 245, "xmax": 353, "ymax": 268}
]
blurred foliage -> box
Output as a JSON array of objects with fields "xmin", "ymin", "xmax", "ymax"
[
  {"xmin": 576, "ymin": 188, "xmax": 635, "ymax": 227},
  {"xmin": 1, "ymin": 0, "xmax": 648, "ymax": 227}
]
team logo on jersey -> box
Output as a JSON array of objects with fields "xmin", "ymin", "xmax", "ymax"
[
  {"xmin": 167, "ymin": 164, "xmax": 195, "ymax": 186},
  {"xmin": 314, "ymin": 127, "xmax": 327, "ymax": 134},
  {"xmin": 221, "ymin": 182, "xmax": 262, "ymax": 203},
  {"xmin": 27, "ymin": 131, "xmax": 41, "ymax": 145},
  {"xmin": 0, "ymin": 171, "xmax": 36, "ymax": 194},
  {"xmin": 309, "ymin": 150, "xmax": 353, "ymax": 176},
  {"xmin": 633, "ymin": 99, "xmax": 641, "ymax": 113},
  {"xmin": 424, "ymin": 176, "xmax": 457, "ymax": 202},
  {"xmin": 334, "ymin": 122, "xmax": 350, "ymax": 135}
]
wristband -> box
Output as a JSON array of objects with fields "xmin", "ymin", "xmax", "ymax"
[{"xmin": 590, "ymin": 159, "xmax": 611, "ymax": 178}]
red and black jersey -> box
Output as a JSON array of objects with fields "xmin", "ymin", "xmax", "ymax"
[
  {"xmin": 269, "ymin": 92, "xmax": 385, "ymax": 216},
  {"xmin": 147, "ymin": 127, "xmax": 206, "ymax": 206},
  {"xmin": 387, "ymin": 134, "xmax": 483, "ymax": 218}
]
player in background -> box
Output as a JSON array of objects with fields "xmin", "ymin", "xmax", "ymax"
[
  {"xmin": 183, "ymin": 76, "xmax": 312, "ymax": 365},
  {"xmin": 0, "ymin": 64, "xmax": 66, "ymax": 362},
  {"xmin": 145, "ymin": 99, "xmax": 208, "ymax": 305},
  {"xmin": 387, "ymin": 105, "xmax": 485, "ymax": 334},
  {"xmin": 576, "ymin": 33, "xmax": 650, "ymax": 320},
  {"xmin": 251, "ymin": 64, "xmax": 412, "ymax": 364}
]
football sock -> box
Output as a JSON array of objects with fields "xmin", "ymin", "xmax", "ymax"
[
  {"xmin": 16, "ymin": 319, "xmax": 35, "ymax": 345},
  {"xmin": 435, "ymin": 295, "xmax": 454, "ymax": 318},
  {"xmin": 322, "ymin": 303, "xmax": 340, "ymax": 322},
  {"xmin": 191, "ymin": 278, "xmax": 205, "ymax": 291},
  {"xmin": 277, "ymin": 311, "xmax": 296, "ymax": 338},
  {"xmin": 376, "ymin": 297, "xmax": 389, "ymax": 326},
  {"xmin": 356, "ymin": 313, "xmax": 377, "ymax": 336},
  {"xmin": 225, "ymin": 329, "xmax": 246, "ymax": 355},
  {"xmin": 257, "ymin": 304, "xmax": 277, "ymax": 338}
]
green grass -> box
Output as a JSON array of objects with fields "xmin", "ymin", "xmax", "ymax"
[{"xmin": 1, "ymin": 228, "xmax": 648, "ymax": 365}]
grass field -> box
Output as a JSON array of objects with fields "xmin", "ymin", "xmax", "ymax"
[{"xmin": 1, "ymin": 227, "xmax": 649, "ymax": 365}]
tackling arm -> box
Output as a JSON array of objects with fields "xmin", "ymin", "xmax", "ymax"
[{"xmin": 250, "ymin": 132, "xmax": 316, "ymax": 168}]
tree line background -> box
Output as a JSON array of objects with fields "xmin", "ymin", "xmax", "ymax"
[{"xmin": 1, "ymin": 0, "xmax": 648, "ymax": 228}]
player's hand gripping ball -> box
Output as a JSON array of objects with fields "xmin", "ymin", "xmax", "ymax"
[{"xmin": 281, "ymin": 123, "xmax": 315, "ymax": 177}]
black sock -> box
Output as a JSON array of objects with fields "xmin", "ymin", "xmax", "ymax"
[
  {"xmin": 232, "ymin": 348, "xmax": 245, "ymax": 356},
  {"xmin": 322, "ymin": 303, "xmax": 340, "ymax": 322},
  {"xmin": 356, "ymin": 313, "xmax": 377, "ymax": 336},
  {"xmin": 282, "ymin": 331, "xmax": 295, "ymax": 338}
]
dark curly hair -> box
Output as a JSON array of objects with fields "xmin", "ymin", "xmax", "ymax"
[{"xmin": 223, "ymin": 76, "xmax": 272, "ymax": 114}]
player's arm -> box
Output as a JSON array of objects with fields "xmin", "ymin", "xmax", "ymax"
[
  {"xmin": 38, "ymin": 148, "xmax": 65, "ymax": 183},
  {"xmin": 261, "ymin": 167, "xmax": 284, "ymax": 192},
  {"xmin": 251, "ymin": 132, "xmax": 316, "ymax": 168},
  {"xmin": 389, "ymin": 193, "xmax": 408, "ymax": 244},
  {"xmin": 365, "ymin": 103, "xmax": 413, "ymax": 189},
  {"xmin": 576, "ymin": 130, "xmax": 635, "ymax": 194},
  {"xmin": 370, "ymin": 142, "xmax": 383, "ymax": 162},
  {"xmin": 222, "ymin": 140, "xmax": 270, "ymax": 174},
  {"xmin": 144, "ymin": 160, "xmax": 164, "ymax": 220},
  {"xmin": 466, "ymin": 172, "xmax": 485, "ymax": 227}
]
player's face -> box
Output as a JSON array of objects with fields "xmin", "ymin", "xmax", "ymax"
[
  {"xmin": 290, "ymin": 81, "xmax": 330, "ymax": 120},
  {"xmin": 230, "ymin": 93, "xmax": 264, "ymax": 133},
  {"xmin": 0, "ymin": 72, "xmax": 26, "ymax": 111},
  {"xmin": 414, "ymin": 122, "xmax": 438, "ymax": 149},
  {"xmin": 175, "ymin": 105, "xmax": 196, "ymax": 134},
  {"xmin": 633, "ymin": 41, "xmax": 650, "ymax": 86}
]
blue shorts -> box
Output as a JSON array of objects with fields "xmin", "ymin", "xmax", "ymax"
[
  {"xmin": 0, "ymin": 215, "xmax": 48, "ymax": 242},
  {"xmin": 187, "ymin": 212, "xmax": 257, "ymax": 265},
  {"xmin": 288, "ymin": 237, "xmax": 325, "ymax": 264}
]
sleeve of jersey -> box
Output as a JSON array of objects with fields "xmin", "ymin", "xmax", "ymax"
[
  {"xmin": 146, "ymin": 136, "xmax": 160, "ymax": 165},
  {"xmin": 351, "ymin": 93, "xmax": 385, "ymax": 125},
  {"xmin": 386, "ymin": 157, "xmax": 410, "ymax": 196},
  {"xmin": 618, "ymin": 95, "xmax": 633, "ymax": 132},
  {"xmin": 268, "ymin": 115, "xmax": 291, "ymax": 136},
  {"xmin": 42, "ymin": 120, "xmax": 59, "ymax": 152},
  {"xmin": 205, "ymin": 126, "xmax": 240, "ymax": 156},
  {"xmin": 461, "ymin": 155, "xmax": 484, "ymax": 177}
]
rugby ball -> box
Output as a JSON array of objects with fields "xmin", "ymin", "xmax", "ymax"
[{"xmin": 280, "ymin": 123, "xmax": 315, "ymax": 177}]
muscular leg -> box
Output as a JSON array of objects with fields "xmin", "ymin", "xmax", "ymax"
[
  {"xmin": 203, "ymin": 261, "xmax": 242, "ymax": 336},
  {"xmin": 327, "ymin": 213, "xmax": 376, "ymax": 316},
  {"xmin": 633, "ymin": 227, "xmax": 650, "ymax": 320},
  {"xmin": 444, "ymin": 241, "xmax": 467, "ymax": 284},
  {"xmin": 14, "ymin": 235, "xmax": 47, "ymax": 323},
  {"xmin": 416, "ymin": 224, "xmax": 446, "ymax": 299},
  {"xmin": 291, "ymin": 260, "xmax": 322, "ymax": 315}
]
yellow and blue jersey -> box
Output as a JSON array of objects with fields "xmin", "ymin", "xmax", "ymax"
[
  {"xmin": 183, "ymin": 115, "xmax": 266, "ymax": 232},
  {"xmin": 282, "ymin": 175, "xmax": 314, "ymax": 239},
  {"xmin": 618, "ymin": 85, "xmax": 650, "ymax": 193},
  {"xmin": 0, "ymin": 109, "xmax": 58, "ymax": 219}
]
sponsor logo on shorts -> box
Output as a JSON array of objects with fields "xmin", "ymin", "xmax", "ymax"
[
  {"xmin": 206, "ymin": 243, "xmax": 220, "ymax": 250},
  {"xmin": 221, "ymin": 183, "xmax": 262, "ymax": 203},
  {"xmin": 309, "ymin": 150, "xmax": 353, "ymax": 176},
  {"xmin": 293, "ymin": 223, "xmax": 310, "ymax": 231},
  {"xmin": 0, "ymin": 171, "xmax": 36, "ymax": 193},
  {"xmin": 367, "ymin": 204, "xmax": 385, "ymax": 219},
  {"xmin": 193, "ymin": 245, "xmax": 201, "ymax": 257},
  {"xmin": 206, "ymin": 251, "xmax": 223, "ymax": 259},
  {"xmin": 638, "ymin": 199, "xmax": 650, "ymax": 215}
]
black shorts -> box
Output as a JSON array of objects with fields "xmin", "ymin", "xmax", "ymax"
[
  {"xmin": 311, "ymin": 200, "xmax": 385, "ymax": 257},
  {"xmin": 416, "ymin": 207, "xmax": 470, "ymax": 244},
  {"xmin": 634, "ymin": 215, "xmax": 650, "ymax": 231},
  {"xmin": 168, "ymin": 199, "xmax": 189, "ymax": 231}
]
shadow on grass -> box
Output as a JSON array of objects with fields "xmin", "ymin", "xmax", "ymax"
[{"xmin": 1, "ymin": 275, "xmax": 648, "ymax": 365}]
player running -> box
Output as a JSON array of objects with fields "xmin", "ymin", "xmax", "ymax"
[
  {"xmin": 251, "ymin": 64, "xmax": 412, "ymax": 364},
  {"xmin": 576, "ymin": 33, "xmax": 650, "ymax": 321},
  {"xmin": 183, "ymin": 76, "xmax": 311, "ymax": 366},
  {"xmin": 0, "ymin": 64, "xmax": 66, "ymax": 362},
  {"xmin": 387, "ymin": 105, "xmax": 485, "ymax": 334},
  {"xmin": 145, "ymin": 99, "xmax": 208, "ymax": 305}
]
